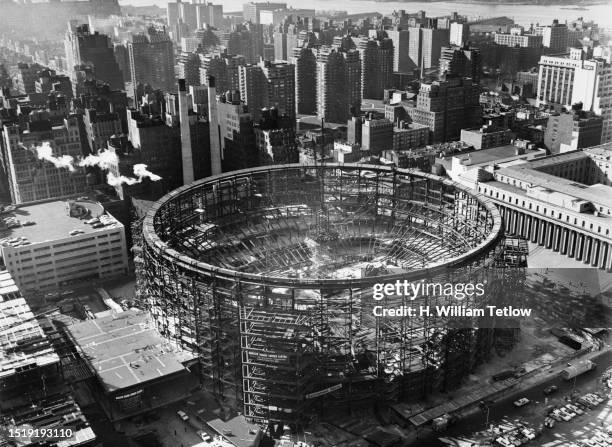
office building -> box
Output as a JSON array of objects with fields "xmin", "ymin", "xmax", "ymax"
[
  {"xmin": 536, "ymin": 52, "xmax": 584, "ymax": 106},
  {"xmin": 2, "ymin": 115, "xmax": 88, "ymax": 204},
  {"xmin": 0, "ymin": 199, "xmax": 128, "ymax": 292},
  {"xmin": 128, "ymin": 27, "xmax": 175, "ymax": 98},
  {"xmin": 64, "ymin": 23, "xmax": 124, "ymax": 90},
  {"xmin": 316, "ymin": 47, "xmax": 362, "ymax": 124}
]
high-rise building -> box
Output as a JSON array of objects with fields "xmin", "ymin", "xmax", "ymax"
[
  {"xmin": 215, "ymin": 90, "xmax": 258, "ymax": 171},
  {"xmin": 243, "ymin": 2, "xmax": 287, "ymax": 24},
  {"xmin": 386, "ymin": 27, "xmax": 412, "ymax": 73},
  {"xmin": 83, "ymin": 108, "xmax": 122, "ymax": 152},
  {"xmin": 1, "ymin": 114, "xmax": 88, "ymax": 204},
  {"xmin": 274, "ymin": 23, "xmax": 300, "ymax": 61},
  {"xmin": 199, "ymin": 51, "xmax": 245, "ymax": 93},
  {"xmin": 255, "ymin": 108, "xmax": 298, "ymax": 164},
  {"xmin": 356, "ymin": 37, "xmax": 394, "ymax": 100},
  {"xmin": 64, "ymin": 23, "xmax": 124, "ymax": 90},
  {"xmin": 450, "ymin": 22, "xmax": 469, "ymax": 47},
  {"xmin": 361, "ymin": 115, "xmax": 394, "ymax": 154},
  {"xmin": 195, "ymin": 3, "xmax": 224, "ymax": 29},
  {"xmin": 406, "ymin": 77, "xmax": 481, "ymax": 142},
  {"xmin": 291, "ymin": 47, "xmax": 317, "ymax": 115},
  {"xmin": 534, "ymin": 20, "xmax": 569, "ymax": 52},
  {"xmin": 494, "ymin": 27, "xmax": 544, "ymax": 48},
  {"xmin": 128, "ymin": 27, "xmax": 175, "ymax": 98},
  {"xmin": 14, "ymin": 63, "xmax": 42, "ymax": 94},
  {"xmin": 316, "ymin": 46, "xmax": 362, "ymax": 124},
  {"xmin": 572, "ymin": 58, "xmax": 612, "ymax": 143},
  {"xmin": 439, "ymin": 46, "xmax": 482, "ymax": 84},
  {"xmin": 178, "ymin": 52, "xmax": 202, "ymax": 88},
  {"xmin": 227, "ymin": 23, "xmax": 265, "ymax": 64},
  {"xmin": 239, "ymin": 60, "xmax": 296, "ymax": 123},
  {"xmin": 421, "ymin": 27, "xmax": 450, "ymax": 69}
]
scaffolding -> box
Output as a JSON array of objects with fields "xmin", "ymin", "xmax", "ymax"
[{"xmin": 137, "ymin": 163, "xmax": 513, "ymax": 426}]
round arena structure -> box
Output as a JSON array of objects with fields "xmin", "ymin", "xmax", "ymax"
[{"xmin": 139, "ymin": 163, "xmax": 513, "ymax": 426}]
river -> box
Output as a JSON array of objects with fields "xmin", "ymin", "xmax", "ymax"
[{"xmin": 119, "ymin": 0, "xmax": 612, "ymax": 29}]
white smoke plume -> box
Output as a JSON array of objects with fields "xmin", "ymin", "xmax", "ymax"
[
  {"xmin": 23, "ymin": 142, "xmax": 76, "ymax": 172},
  {"xmin": 133, "ymin": 164, "xmax": 162, "ymax": 182},
  {"xmin": 78, "ymin": 149, "xmax": 119, "ymax": 170},
  {"xmin": 20, "ymin": 143, "xmax": 162, "ymax": 187},
  {"xmin": 107, "ymin": 164, "xmax": 162, "ymax": 187}
]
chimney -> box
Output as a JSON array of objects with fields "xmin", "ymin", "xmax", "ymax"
[
  {"xmin": 178, "ymin": 79, "xmax": 194, "ymax": 185},
  {"xmin": 207, "ymin": 76, "xmax": 222, "ymax": 176}
]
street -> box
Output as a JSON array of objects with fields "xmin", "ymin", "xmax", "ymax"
[{"xmin": 417, "ymin": 350, "xmax": 612, "ymax": 446}]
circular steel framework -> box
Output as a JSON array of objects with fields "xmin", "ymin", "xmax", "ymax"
[{"xmin": 139, "ymin": 163, "xmax": 507, "ymax": 425}]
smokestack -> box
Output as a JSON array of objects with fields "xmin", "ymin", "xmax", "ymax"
[
  {"xmin": 178, "ymin": 79, "xmax": 194, "ymax": 185},
  {"xmin": 207, "ymin": 76, "xmax": 222, "ymax": 176}
]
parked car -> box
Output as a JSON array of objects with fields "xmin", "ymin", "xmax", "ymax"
[
  {"xmin": 513, "ymin": 397, "xmax": 530, "ymax": 407},
  {"xmin": 197, "ymin": 430, "xmax": 212, "ymax": 442},
  {"xmin": 543, "ymin": 385, "xmax": 558, "ymax": 395},
  {"xmin": 176, "ymin": 410, "xmax": 189, "ymax": 421}
]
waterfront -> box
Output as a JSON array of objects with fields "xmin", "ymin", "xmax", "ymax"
[{"xmin": 120, "ymin": 0, "xmax": 612, "ymax": 29}]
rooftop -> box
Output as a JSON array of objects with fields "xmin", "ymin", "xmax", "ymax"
[
  {"xmin": 496, "ymin": 145, "xmax": 612, "ymax": 210},
  {"xmin": 67, "ymin": 310, "xmax": 194, "ymax": 393},
  {"xmin": 0, "ymin": 199, "xmax": 121, "ymax": 246},
  {"xmin": 0, "ymin": 271, "xmax": 60, "ymax": 380},
  {"xmin": 452, "ymin": 145, "xmax": 545, "ymax": 166}
]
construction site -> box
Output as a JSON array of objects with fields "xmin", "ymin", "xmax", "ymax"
[{"xmin": 137, "ymin": 163, "xmax": 528, "ymax": 430}]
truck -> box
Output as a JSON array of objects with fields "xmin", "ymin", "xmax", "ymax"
[{"xmin": 561, "ymin": 360, "xmax": 596, "ymax": 380}]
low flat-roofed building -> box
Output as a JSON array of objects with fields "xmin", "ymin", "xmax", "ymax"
[
  {"xmin": 448, "ymin": 142, "xmax": 547, "ymax": 187},
  {"xmin": 0, "ymin": 270, "xmax": 60, "ymax": 399},
  {"xmin": 66, "ymin": 310, "xmax": 197, "ymax": 421},
  {"xmin": 0, "ymin": 199, "xmax": 129, "ymax": 292},
  {"xmin": 476, "ymin": 143, "xmax": 612, "ymax": 268}
]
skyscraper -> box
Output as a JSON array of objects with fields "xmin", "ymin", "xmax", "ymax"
[
  {"xmin": 316, "ymin": 47, "xmax": 362, "ymax": 124},
  {"xmin": 243, "ymin": 2, "xmax": 287, "ymax": 24},
  {"xmin": 421, "ymin": 27, "xmax": 450, "ymax": 69},
  {"xmin": 128, "ymin": 27, "xmax": 175, "ymax": 98},
  {"xmin": 64, "ymin": 23, "xmax": 124, "ymax": 90},
  {"xmin": 449, "ymin": 22, "xmax": 469, "ymax": 47},
  {"xmin": 178, "ymin": 52, "xmax": 201, "ymax": 88},
  {"xmin": 356, "ymin": 36, "xmax": 394, "ymax": 99},
  {"xmin": 291, "ymin": 47, "xmax": 317, "ymax": 115},
  {"xmin": 386, "ymin": 27, "xmax": 413, "ymax": 73},
  {"xmin": 229, "ymin": 23, "xmax": 265, "ymax": 65},
  {"xmin": 200, "ymin": 51, "xmax": 245, "ymax": 93},
  {"xmin": 238, "ymin": 60, "xmax": 295, "ymax": 123},
  {"xmin": 407, "ymin": 77, "xmax": 481, "ymax": 142}
]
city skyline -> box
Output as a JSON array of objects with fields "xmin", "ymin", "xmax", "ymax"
[{"xmin": 0, "ymin": 1, "xmax": 611, "ymax": 447}]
